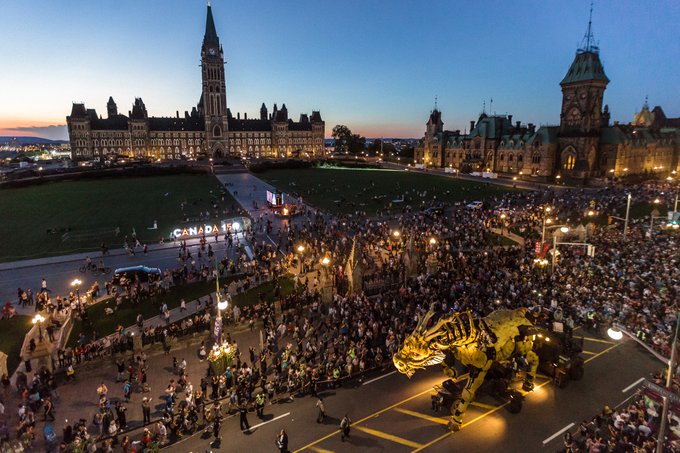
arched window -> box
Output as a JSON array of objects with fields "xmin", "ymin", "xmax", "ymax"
[
  {"xmin": 213, "ymin": 125, "xmax": 222, "ymax": 137},
  {"xmin": 565, "ymin": 154, "xmax": 575, "ymax": 170}
]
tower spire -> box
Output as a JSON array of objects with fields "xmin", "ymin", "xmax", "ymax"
[
  {"xmin": 434, "ymin": 95, "xmax": 438, "ymax": 110},
  {"xmin": 204, "ymin": 2, "xmax": 219, "ymax": 46},
  {"xmin": 579, "ymin": 1, "xmax": 598, "ymax": 54}
]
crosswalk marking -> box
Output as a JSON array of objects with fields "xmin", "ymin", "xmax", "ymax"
[
  {"xmin": 469, "ymin": 401, "xmax": 497, "ymax": 410},
  {"xmin": 583, "ymin": 337, "xmax": 615, "ymax": 344},
  {"xmin": 353, "ymin": 425, "xmax": 424, "ymax": 448},
  {"xmin": 393, "ymin": 407, "xmax": 449, "ymax": 424}
]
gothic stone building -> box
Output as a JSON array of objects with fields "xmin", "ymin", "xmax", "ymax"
[
  {"xmin": 415, "ymin": 23, "xmax": 679, "ymax": 181},
  {"xmin": 67, "ymin": 4, "xmax": 325, "ymax": 161}
]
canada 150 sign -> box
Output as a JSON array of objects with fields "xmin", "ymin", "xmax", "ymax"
[{"xmin": 170, "ymin": 217, "xmax": 251, "ymax": 239}]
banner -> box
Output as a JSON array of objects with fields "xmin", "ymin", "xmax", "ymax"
[{"xmin": 213, "ymin": 318, "xmax": 221, "ymax": 344}]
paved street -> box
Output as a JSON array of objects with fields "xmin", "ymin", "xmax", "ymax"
[{"xmin": 152, "ymin": 331, "xmax": 660, "ymax": 452}]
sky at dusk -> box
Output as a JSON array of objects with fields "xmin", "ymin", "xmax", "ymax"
[{"xmin": 0, "ymin": 0, "xmax": 679, "ymax": 140}]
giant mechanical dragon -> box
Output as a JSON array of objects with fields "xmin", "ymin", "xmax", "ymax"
[{"xmin": 393, "ymin": 307, "xmax": 539, "ymax": 431}]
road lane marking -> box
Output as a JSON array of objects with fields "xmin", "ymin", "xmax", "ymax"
[
  {"xmin": 353, "ymin": 426, "xmax": 423, "ymax": 448},
  {"xmin": 583, "ymin": 337, "xmax": 615, "ymax": 344},
  {"xmin": 246, "ymin": 412, "xmax": 290, "ymax": 432},
  {"xmin": 293, "ymin": 387, "xmax": 433, "ymax": 452},
  {"xmin": 363, "ymin": 370, "xmax": 396, "ymax": 385},
  {"xmin": 584, "ymin": 343, "xmax": 620, "ymax": 364},
  {"xmin": 542, "ymin": 422, "xmax": 575, "ymax": 445},
  {"xmin": 622, "ymin": 377, "xmax": 645, "ymax": 393},
  {"xmin": 393, "ymin": 407, "xmax": 448, "ymax": 424},
  {"xmin": 414, "ymin": 379, "xmax": 554, "ymax": 452},
  {"xmin": 582, "ymin": 350, "xmax": 597, "ymax": 355},
  {"xmin": 309, "ymin": 448, "xmax": 334, "ymax": 453},
  {"xmin": 295, "ymin": 372, "xmax": 474, "ymax": 451},
  {"xmin": 469, "ymin": 401, "xmax": 497, "ymax": 410}
]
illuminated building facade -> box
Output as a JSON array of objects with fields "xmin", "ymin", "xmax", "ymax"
[
  {"xmin": 414, "ymin": 14, "xmax": 679, "ymax": 181},
  {"xmin": 67, "ymin": 4, "xmax": 325, "ymax": 161}
]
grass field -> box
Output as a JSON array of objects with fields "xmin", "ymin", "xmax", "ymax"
[
  {"xmin": 258, "ymin": 166, "xmax": 521, "ymax": 215},
  {"xmin": 68, "ymin": 276, "xmax": 294, "ymax": 346},
  {"xmin": 0, "ymin": 174, "xmax": 237, "ymax": 261},
  {"xmin": 0, "ymin": 315, "xmax": 31, "ymax": 374}
]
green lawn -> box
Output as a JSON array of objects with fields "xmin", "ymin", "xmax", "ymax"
[
  {"xmin": 258, "ymin": 166, "xmax": 521, "ymax": 215},
  {"xmin": 231, "ymin": 277, "xmax": 294, "ymax": 307},
  {"xmin": 0, "ymin": 315, "xmax": 32, "ymax": 374},
  {"xmin": 68, "ymin": 276, "xmax": 294, "ymax": 346},
  {"xmin": 0, "ymin": 174, "xmax": 238, "ymax": 262}
]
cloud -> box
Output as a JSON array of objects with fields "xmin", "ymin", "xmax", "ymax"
[{"xmin": 0, "ymin": 125, "xmax": 68, "ymax": 141}]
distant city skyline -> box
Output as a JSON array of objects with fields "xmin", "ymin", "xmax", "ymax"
[{"xmin": 0, "ymin": 0, "xmax": 678, "ymax": 141}]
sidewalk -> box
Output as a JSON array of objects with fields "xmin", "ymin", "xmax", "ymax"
[{"xmin": 0, "ymin": 235, "xmax": 227, "ymax": 272}]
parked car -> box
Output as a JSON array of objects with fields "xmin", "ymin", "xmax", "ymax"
[
  {"xmin": 112, "ymin": 265, "xmax": 161, "ymax": 284},
  {"xmin": 465, "ymin": 201, "xmax": 483, "ymax": 209},
  {"xmin": 423, "ymin": 205, "xmax": 445, "ymax": 217}
]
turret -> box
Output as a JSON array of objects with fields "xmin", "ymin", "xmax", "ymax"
[{"xmin": 107, "ymin": 96, "xmax": 118, "ymax": 118}]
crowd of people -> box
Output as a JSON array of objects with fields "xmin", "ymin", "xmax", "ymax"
[{"xmin": 1, "ymin": 175, "xmax": 678, "ymax": 452}]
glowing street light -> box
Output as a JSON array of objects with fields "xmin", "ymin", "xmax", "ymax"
[
  {"xmin": 32, "ymin": 314, "xmax": 46, "ymax": 342},
  {"xmin": 392, "ymin": 230, "xmax": 401, "ymax": 239},
  {"xmin": 429, "ymin": 237, "xmax": 437, "ymax": 246},
  {"xmin": 320, "ymin": 256, "xmax": 331, "ymax": 266},
  {"xmin": 71, "ymin": 278, "xmax": 82, "ymax": 310},
  {"xmin": 606, "ymin": 327, "xmax": 623, "ymax": 341}
]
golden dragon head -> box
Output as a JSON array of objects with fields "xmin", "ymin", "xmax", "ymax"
[{"xmin": 393, "ymin": 308, "xmax": 477, "ymax": 378}]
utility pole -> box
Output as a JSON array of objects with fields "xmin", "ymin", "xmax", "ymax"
[
  {"xmin": 656, "ymin": 313, "xmax": 680, "ymax": 453},
  {"xmin": 623, "ymin": 193, "xmax": 631, "ymax": 239}
]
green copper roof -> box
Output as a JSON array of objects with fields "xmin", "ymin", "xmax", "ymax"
[
  {"xmin": 204, "ymin": 5, "xmax": 219, "ymax": 46},
  {"xmin": 560, "ymin": 51, "xmax": 609, "ymax": 85}
]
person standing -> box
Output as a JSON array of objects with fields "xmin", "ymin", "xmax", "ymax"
[
  {"xmin": 316, "ymin": 397, "xmax": 325, "ymax": 423},
  {"xmin": 239, "ymin": 403, "xmax": 250, "ymax": 432},
  {"xmin": 255, "ymin": 392, "xmax": 265, "ymax": 418},
  {"xmin": 212, "ymin": 413, "xmax": 222, "ymax": 441},
  {"xmin": 340, "ymin": 414, "xmax": 351, "ymax": 442},
  {"xmin": 43, "ymin": 397, "xmax": 55, "ymax": 421},
  {"xmin": 276, "ymin": 429, "xmax": 289, "ymax": 453},
  {"xmin": 142, "ymin": 397, "xmax": 151, "ymax": 425},
  {"xmin": 115, "ymin": 401, "xmax": 128, "ymax": 429}
]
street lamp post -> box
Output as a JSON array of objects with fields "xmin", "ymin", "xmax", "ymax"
[
  {"xmin": 623, "ymin": 193, "xmax": 632, "ymax": 239},
  {"xmin": 214, "ymin": 263, "xmax": 228, "ymax": 345},
  {"xmin": 296, "ymin": 244, "xmax": 306, "ymax": 275},
  {"xmin": 70, "ymin": 278, "xmax": 82, "ymax": 311},
  {"xmin": 656, "ymin": 312, "xmax": 680, "ymax": 453},
  {"xmin": 551, "ymin": 226, "xmax": 570, "ymax": 273},
  {"xmin": 32, "ymin": 314, "xmax": 46, "ymax": 342},
  {"xmin": 541, "ymin": 206, "xmax": 552, "ymax": 246}
]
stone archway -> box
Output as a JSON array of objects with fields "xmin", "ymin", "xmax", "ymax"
[{"xmin": 210, "ymin": 142, "xmax": 225, "ymax": 158}]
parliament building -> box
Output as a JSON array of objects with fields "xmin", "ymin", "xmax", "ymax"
[
  {"xmin": 67, "ymin": 4, "xmax": 325, "ymax": 161},
  {"xmin": 414, "ymin": 17, "xmax": 679, "ymax": 181}
]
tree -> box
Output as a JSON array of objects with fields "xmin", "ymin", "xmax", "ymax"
[{"xmin": 332, "ymin": 125, "xmax": 366, "ymax": 155}]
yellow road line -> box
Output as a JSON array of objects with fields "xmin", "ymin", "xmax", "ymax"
[
  {"xmin": 416, "ymin": 344, "xmax": 621, "ymax": 452},
  {"xmin": 309, "ymin": 448, "xmax": 334, "ymax": 453},
  {"xmin": 583, "ymin": 337, "xmax": 615, "ymax": 344},
  {"xmin": 394, "ymin": 407, "xmax": 449, "ymax": 425},
  {"xmin": 584, "ymin": 343, "xmax": 620, "ymax": 363},
  {"xmin": 469, "ymin": 401, "xmax": 497, "ymax": 410},
  {"xmin": 412, "ymin": 378, "xmax": 553, "ymax": 452},
  {"xmin": 354, "ymin": 425, "xmax": 424, "ymax": 448},
  {"xmin": 294, "ymin": 373, "xmax": 471, "ymax": 452},
  {"xmin": 293, "ymin": 387, "xmax": 432, "ymax": 452},
  {"xmin": 582, "ymin": 350, "xmax": 597, "ymax": 355}
]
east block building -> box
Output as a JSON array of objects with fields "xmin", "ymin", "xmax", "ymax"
[
  {"xmin": 67, "ymin": 4, "xmax": 325, "ymax": 161},
  {"xmin": 414, "ymin": 20, "xmax": 679, "ymax": 182}
]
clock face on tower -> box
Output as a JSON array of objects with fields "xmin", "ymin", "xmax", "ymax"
[{"xmin": 208, "ymin": 48, "xmax": 216, "ymax": 56}]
